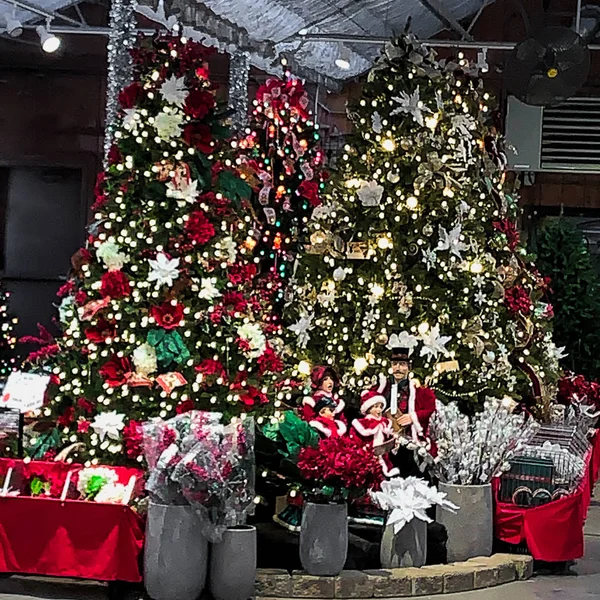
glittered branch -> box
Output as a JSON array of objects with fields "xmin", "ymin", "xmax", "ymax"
[{"xmin": 228, "ymin": 51, "xmax": 250, "ymax": 133}]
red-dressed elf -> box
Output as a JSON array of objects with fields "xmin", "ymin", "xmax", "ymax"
[
  {"xmin": 301, "ymin": 365, "xmax": 346, "ymax": 423},
  {"xmin": 351, "ymin": 389, "xmax": 400, "ymax": 479}
]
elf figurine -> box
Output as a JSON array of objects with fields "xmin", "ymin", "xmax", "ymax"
[
  {"xmin": 309, "ymin": 396, "xmax": 347, "ymax": 438},
  {"xmin": 374, "ymin": 341, "xmax": 437, "ymax": 476},
  {"xmin": 351, "ymin": 390, "xmax": 400, "ymax": 478},
  {"xmin": 302, "ymin": 365, "xmax": 346, "ymax": 423}
]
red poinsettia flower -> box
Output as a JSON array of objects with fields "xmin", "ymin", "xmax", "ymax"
[
  {"xmin": 118, "ymin": 82, "xmax": 143, "ymax": 109},
  {"xmin": 185, "ymin": 210, "xmax": 216, "ymax": 245},
  {"xmin": 99, "ymin": 355, "xmax": 131, "ymax": 387},
  {"xmin": 77, "ymin": 397, "xmax": 95, "ymax": 414},
  {"xmin": 297, "ymin": 180, "xmax": 321, "ymax": 207},
  {"xmin": 107, "ymin": 145, "xmax": 123, "ymax": 166},
  {"xmin": 100, "ymin": 270, "xmax": 131, "ymax": 299},
  {"xmin": 84, "ymin": 318, "xmax": 116, "ymax": 343},
  {"xmin": 238, "ymin": 385, "xmax": 269, "ymax": 407},
  {"xmin": 257, "ymin": 345, "xmax": 284, "ymax": 375},
  {"xmin": 123, "ymin": 420, "xmax": 143, "ymax": 459},
  {"xmin": 195, "ymin": 358, "xmax": 227, "ymax": 379},
  {"xmin": 222, "ymin": 291, "xmax": 248, "ymax": 313},
  {"xmin": 77, "ymin": 419, "xmax": 91, "ymax": 433},
  {"xmin": 57, "ymin": 281, "xmax": 75, "ymax": 298},
  {"xmin": 228, "ymin": 263, "xmax": 257, "ymax": 285},
  {"xmin": 175, "ymin": 399, "xmax": 195, "ymax": 415},
  {"xmin": 75, "ymin": 290, "xmax": 88, "ymax": 305},
  {"xmin": 184, "ymin": 89, "xmax": 216, "ymax": 120},
  {"xmin": 493, "ymin": 219, "xmax": 520, "ymax": 251},
  {"xmin": 183, "ymin": 123, "xmax": 213, "ymax": 153},
  {"xmin": 57, "ymin": 406, "xmax": 75, "ymax": 428},
  {"xmin": 199, "ymin": 191, "xmax": 232, "ymax": 217},
  {"xmin": 150, "ymin": 301, "xmax": 184, "ymax": 330}
]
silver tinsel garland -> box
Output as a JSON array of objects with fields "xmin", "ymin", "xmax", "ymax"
[
  {"xmin": 228, "ymin": 51, "xmax": 250, "ymax": 133},
  {"xmin": 103, "ymin": 0, "xmax": 138, "ymax": 165}
]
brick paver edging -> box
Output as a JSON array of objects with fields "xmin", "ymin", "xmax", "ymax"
[{"xmin": 255, "ymin": 554, "xmax": 533, "ymax": 598}]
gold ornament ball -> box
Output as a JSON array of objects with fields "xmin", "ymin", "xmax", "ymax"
[{"xmin": 376, "ymin": 333, "xmax": 389, "ymax": 345}]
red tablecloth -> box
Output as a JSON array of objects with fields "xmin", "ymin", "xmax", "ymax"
[
  {"xmin": 494, "ymin": 432, "xmax": 600, "ymax": 563},
  {"xmin": 0, "ymin": 459, "xmax": 145, "ymax": 582}
]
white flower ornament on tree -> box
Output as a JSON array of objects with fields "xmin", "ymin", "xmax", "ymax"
[
  {"xmin": 420, "ymin": 324, "xmax": 451, "ymax": 359},
  {"xmin": 91, "ymin": 411, "xmax": 126, "ymax": 442},
  {"xmin": 133, "ymin": 343, "xmax": 158, "ymax": 376},
  {"xmin": 357, "ymin": 180, "xmax": 384, "ymax": 207},
  {"xmin": 148, "ymin": 253, "xmax": 180, "ymax": 287},
  {"xmin": 387, "ymin": 331, "xmax": 419, "ymax": 354},
  {"xmin": 153, "ymin": 112, "xmax": 183, "ymax": 140},
  {"xmin": 96, "ymin": 241, "xmax": 129, "ymax": 271},
  {"xmin": 436, "ymin": 223, "xmax": 469, "ymax": 259},
  {"xmin": 166, "ymin": 177, "xmax": 199, "ymax": 204},
  {"xmin": 390, "ymin": 86, "xmax": 431, "ymax": 126},
  {"xmin": 160, "ymin": 75, "xmax": 188, "ymax": 107},
  {"xmin": 288, "ymin": 313, "xmax": 315, "ymax": 348},
  {"xmin": 199, "ymin": 277, "xmax": 221, "ymax": 300},
  {"xmin": 237, "ymin": 323, "xmax": 267, "ymax": 358}
]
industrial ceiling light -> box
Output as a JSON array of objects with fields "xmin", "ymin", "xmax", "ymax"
[
  {"xmin": 4, "ymin": 6, "xmax": 23, "ymax": 38},
  {"xmin": 335, "ymin": 43, "xmax": 350, "ymax": 70},
  {"xmin": 36, "ymin": 23, "xmax": 61, "ymax": 53}
]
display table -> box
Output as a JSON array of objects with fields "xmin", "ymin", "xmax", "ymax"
[
  {"xmin": 494, "ymin": 431, "xmax": 600, "ymax": 562},
  {"xmin": 0, "ymin": 459, "xmax": 144, "ymax": 582}
]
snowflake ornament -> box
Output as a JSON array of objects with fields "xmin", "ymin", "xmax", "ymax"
[
  {"xmin": 390, "ymin": 86, "xmax": 431, "ymax": 126},
  {"xmin": 436, "ymin": 223, "xmax": 469, "ymax": 259},
  {"xmin": 420, "ymin": 324, "xmax": 452, "ymax": 359},
  {"xmin": 148, "ymin": 253, "xmax": 180, "ymax": 287}
]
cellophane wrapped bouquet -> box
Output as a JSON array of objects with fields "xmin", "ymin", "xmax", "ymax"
[{"xmin": 143, "ymin": 411, "xmax": 255, "ymax": 541}]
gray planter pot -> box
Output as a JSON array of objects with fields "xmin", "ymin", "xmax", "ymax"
[
  {"xmin": 209, "ymin": 525, "xmax": 257, "ymax": 600},
  {"xmin": 300, "ymin": 502, "xmax": 348, "ymax": 576},
  {"xmin": 437, "ymin": 482, "xmax": 493, "ymax": 562},
  {"xmin": 380, "ymin": 517, "xmax": 428, "ymax": 568},
  {"xmin": 144, "ymin": 502, "xmax": 208, "ymax": 600}
]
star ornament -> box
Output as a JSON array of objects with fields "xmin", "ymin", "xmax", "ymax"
[
  {"xmin": 148, "ymin": 253, "xmax": 180, "ymax": 288},
  {"xmin": 419, "ymin": 324, "xmax": 452, "ymax": 359},
  {"xmin": 160, "ymin": 75, "xmax": 188, "ymax": 107}
]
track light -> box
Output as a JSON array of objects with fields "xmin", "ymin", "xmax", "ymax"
[
  {"xmin": 36, "ymin": 24, "xmax": 61, "ymax": 53},
  {"xmin": 335, "ymin": 43, "xmax": 350, "ymax": 70},
  {"xmin": 476, "ymin": 48, "xmax": 489, "ymax": 73}
]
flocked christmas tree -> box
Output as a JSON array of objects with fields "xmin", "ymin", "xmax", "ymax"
[
  {"xmin": 26, "ymin": 36, "xmax": 291, "ymax": 465},
  {"xmin": 235, "ymin": 74, "xmax": 327, "ymax": 286},
  {"xmin": 284, "ymin": 35, "xmax": 561, "ymax": 410}
]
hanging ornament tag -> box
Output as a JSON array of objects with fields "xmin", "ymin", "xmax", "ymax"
[
  {"xmin": 292, "ymin": 133, "xmax": 306, "ymax": 157},
  {"xmin": 282, "ymin": 196, "xmax": 292, "ymax": 212},
  {"xmin": 263, "ymin": 207, "xmax": 277, "ymax": 225},
  {"xmin": 301, "ymin": 162, "xmax": 314, "ymax": 181},
  {"xmin": 258, "ymin": 185, "xmax": 272, "ymax": 206},
  {"xmin": 156, "ymin": 372, "xmax": 187, "ymax": 394},
  {"xmin": 346, "ymin": 242, "xmax": 368, "ymax": 259},
  {"xmin": 435, "ymin": 360, "xmax": 460, "ymax": 374}
]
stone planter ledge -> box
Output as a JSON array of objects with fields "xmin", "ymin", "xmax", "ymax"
[{"xmin": 255, "ymin": 554, "xmax": 533, "ymax": 598}]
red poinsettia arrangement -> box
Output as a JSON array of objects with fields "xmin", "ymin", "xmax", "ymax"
[
  {"xmin": 297, "ymin": 436, "xmax": 384, "ymax": 503},
  {"xmin": 557, "ymin": 372, "xmax": 600, "ymax": 410},
  {"xmin": 504, "ymin": 285, "xmax": 532, "ymax": 315},
  {"xmin": 493, "ymin": 218, "xmax": 520, "ymax": 251}
]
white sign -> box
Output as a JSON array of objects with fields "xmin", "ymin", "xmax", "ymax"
[{"xmin": 1, "ymin": 372, "xmax": 50, "ymax": 414}]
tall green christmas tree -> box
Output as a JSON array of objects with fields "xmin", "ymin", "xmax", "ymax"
[
  {"xmin": 235, "ymin": 75, "xmax": 326, "ymax": 285},
  {"xmin": 26, "ymin": 36, "xmax": 290, "ymax": 465},
  {"xmin": 284, "ymin": 35, "xmax": 560, "ymax": 409}
]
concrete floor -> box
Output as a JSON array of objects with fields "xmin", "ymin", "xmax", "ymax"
[{"xmin": 1, "ymin": 493, "xmax": 600, "ymax": 600}]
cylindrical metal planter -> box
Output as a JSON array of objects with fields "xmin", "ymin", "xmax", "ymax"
[
  {"xmin": 300, "ymin": 502, "xmax": 348, "ymax": 576},
  {"xmin": 144, "ymin": 502, "xmax": 208, "ymax": 600},
  {"xmin": 437, "ymin": 483, "xmax": 493, "ymax": 562},
  {"xmin": 209, "ymin": 525, "xmax": 257, "ymax": 600},
  {"xmin": 380, "ymin": 517, "xmax": 428, "ymax": 568}
]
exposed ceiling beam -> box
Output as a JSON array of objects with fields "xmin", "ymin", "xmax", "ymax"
[
  {"xmin": 416, "ymin": 0, "xmax": 474, "ymax": 40},
  {"xmin": 0, "ymin": 0, "xmax": 82, "ymax": 27}
]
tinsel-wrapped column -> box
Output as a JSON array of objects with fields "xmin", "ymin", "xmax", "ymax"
[
  {"xmin": 228, "ymin": 51, "xmax": 250, "ymax": 133},
  {"xmin": 103, "ymin": 0, "xmax": 138, "ymax": 164}
]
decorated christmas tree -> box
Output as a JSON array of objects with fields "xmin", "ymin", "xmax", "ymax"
[
  {"xmin": 235, "ymin": 75, "xmax": 327, "ymax": 286},
  {"xmin": 0, "ymin": 282, "xmax": 18, "ymax": 381},
  {"xmin": 26, "ymin": 35, "xmax": 290, "ymax": 465},
  {"xmin": 284, "ymin": 35, "xmax": 560, "ymax": 409}
]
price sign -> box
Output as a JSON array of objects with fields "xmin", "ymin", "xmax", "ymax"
[{"xmin": 1, "ymin": 372, "xmax": 50, "ymax": 414}]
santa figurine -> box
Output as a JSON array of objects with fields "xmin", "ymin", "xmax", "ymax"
[
  {"xmin": 309, "ymin": 396, "xmax": 347, "ymax": 438},
  {"xmin": 375, "ymin": 340, "xmax": 437, "ymax": 476},
  {"xmin": 351, "ymin": 390, "xmax": 399, "ymax": 478},
  {"xmin": 302, "ymin": 365, "xmax": 346, "ymax": 423}
]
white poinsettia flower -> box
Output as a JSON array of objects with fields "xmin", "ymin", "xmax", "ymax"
[
  {"xmin": 199, "ymin": 277, "xmax": 221, "ymax": 300},
  {"xmin": 390, "ymin": 86, "xmax": 431, "ymax": 126},
  {"xmin": 96, "ymin": 241, "xmax": 129, "ymax": 271},
  {"xmin": 387, "ymin": 331, "xmax": 419, "ymax": 353},
  {"xmin": 91, "ymin": 411, "xmax": 125, "ymax": 442},
  {"xmin": 148, "ymin": 252, "xmax": 180, "ymax": 288},
  {"xmin": 166, "ymin": 178, "xmax": 199, "ymax": 204},
  {"xmin": 357, "ymin": 180, "xmax": 384, "ymax": 207},
  {"xmin": 237, "ymin": 322, "xmax": 267, "ymax": 358},
  {"xmin": 95, "ymin": 482, "xmax": 128, "ymax": 504},
  {"xmin": 154, "ymin": 112, "xmax": 183, "ymax": 140},
  {"xmin": 160, "ymin": 75, "xmax": 188, "ymax": 107},
  {"xmin": 436, "ymin": 223, "xmax": 469, "ymax": 260},
  {"xmin": 216, "ymin": 236, "xmax": 237, "ymax": 263},
  {"xmin": 122, "ymin": 109, "xmax": 138, "ymax": 134},
  {"xmin": 133, "ymin": 343, "xmax": 157, "ymax": 376},
  {"xmin": 420, "ymin": 324, "xmax": 452, "ymax": 359}
]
